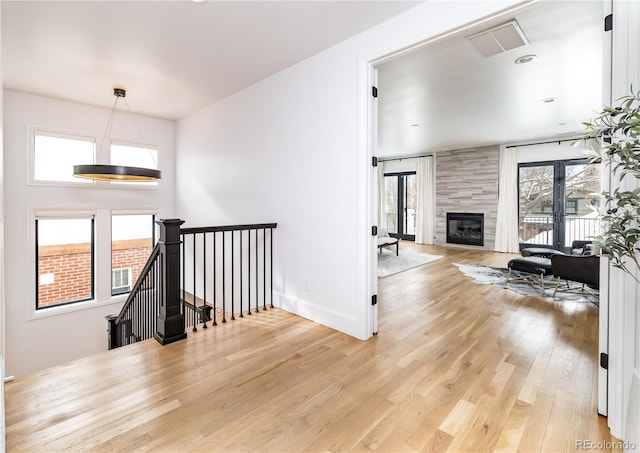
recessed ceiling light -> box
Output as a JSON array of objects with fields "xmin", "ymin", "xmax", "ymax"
[
  {"xmin": 515, "ymin": 54, "xmax": 537, "ymax": 64},
  {"xmin": 541, "ymin": 97, "xmax": 557, "ymax": 103},
  {"xmin": 410, "ymin": 123, "xmax": 420, "ymax": 128}
]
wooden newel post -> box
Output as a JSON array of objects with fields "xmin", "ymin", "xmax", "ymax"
[{"xmin": 154, "ymin": 218, "xmax": 187, "ymax": 346}]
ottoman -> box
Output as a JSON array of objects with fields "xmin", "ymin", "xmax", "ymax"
[
  {"xmin": 521, "ymin": 247, "xmax": 566, "ymax": 258},
  {"xmin": 506, "ymin": 256, "xmax": 553, "ymax": 295}
]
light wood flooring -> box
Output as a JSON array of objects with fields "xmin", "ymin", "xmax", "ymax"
[{"xmin": 5, "ymin": 244, "xmax": 614, "ymax": 452}]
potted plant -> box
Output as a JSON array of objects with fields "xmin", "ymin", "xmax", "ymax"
[{"xmin": 578, "ymin": 87, "xmax": 640, "ymax": 285}]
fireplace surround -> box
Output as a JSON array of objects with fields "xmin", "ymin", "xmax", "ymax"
[{"xmin": 446, "ymin": 212, "xmax": 484, "ymax": 246}]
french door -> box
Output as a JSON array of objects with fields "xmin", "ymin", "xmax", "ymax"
[
  {"xmin": 518, "ymin": 158, "xmax": 600, "ymax": 252},
  {"xmin": 383, "ymin": 172, "xmax": 416, "ymax": 241}
]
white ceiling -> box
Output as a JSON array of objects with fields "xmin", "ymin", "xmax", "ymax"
[
  {"xmin": 377, "ymin": 1, "xmax": 604, "ymax": 158},
  {"xmin": 1, "ymin": 0, "xmax": 421, "ymax": 120}
]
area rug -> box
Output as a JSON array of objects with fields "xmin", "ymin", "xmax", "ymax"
[
  {"xmin": 453, "ymin": 263, "xmax": 599, "ymax": 304},
  {"xmin": 377, "ymin": 249, "xmax": 443, "ymax": 278}
]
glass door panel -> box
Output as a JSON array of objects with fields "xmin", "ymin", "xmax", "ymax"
[
  {"xmin": 518, "ymin": 164, "xmax": 555, "ymax": 247},
  {"xmin": 384, "ymin": 176, "xmax": 398, "ymax": 234},
  {"xmin": 563, "ymin": 162, "xmax": 601, "ymax": 248},
  {"xmin": 404, "ymin": 174, "xmax": 417, "ymax": 236}
]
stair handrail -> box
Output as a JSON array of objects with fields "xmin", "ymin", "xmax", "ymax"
[{"xmin": 114, "ymin": 242, "xmax": 161, "ymax": 324}]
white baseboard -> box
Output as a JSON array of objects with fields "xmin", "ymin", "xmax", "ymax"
[
  {"xmin": 273, "ymin": 292, "xmax": 366, "ymax": 340},
  {"xmin": 1, "ymin": 356, "xmax": 5, "ymax": 453}
]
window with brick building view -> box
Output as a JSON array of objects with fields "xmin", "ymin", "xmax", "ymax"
[
  {"xmin": 36, "ymin": 213, "xmax": 155, "ymax": 309},
  {"xmin": 111, "ymin": 214, "xmax": 155, "ymax": 296},
  {"xmin": 36, "ymin": 215, "xmax": 95, "ymax": 309}
]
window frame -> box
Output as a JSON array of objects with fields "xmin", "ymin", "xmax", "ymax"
[
  {"xmin": 35, "ymin": 212, "xmax": 96, "ymax": 311},
  {"xmin": 28, "ymin": 125, "xmax": 161, "ymax": 189},
  {"xmin": 29, "ymin": 127, "xmax": 97, "ymax": 187}
]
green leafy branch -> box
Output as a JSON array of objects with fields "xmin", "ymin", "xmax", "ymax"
[{"xmin": 577, "ymin": 87, "xmax": 640, "ymax": 285}]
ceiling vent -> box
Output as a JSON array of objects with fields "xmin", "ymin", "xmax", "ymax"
[{"xmin": 467, "ymin": 20, "xmax": 529, "ymax": 57}]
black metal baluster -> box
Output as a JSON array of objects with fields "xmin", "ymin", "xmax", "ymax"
[
  {"xmin": 155, "ymin": 257, "xmax": 159, "ymax": 335},
  {"xmin": 255, "ymin": 228, "xmax": 259, "ymax": 313},
  {"xmin": 270, "ymin": 228, "xmax": 274, "ymax": 308},
  {"xmin": 222, "ymin": 231, "xmax": 227, "ymax": 323},
  {"xmin": 239, "ymin": 229, "xmax": 244, "ymax": 317},
  {"xmin": 263, "ymin": 228, "xmax": 267, "ymax": 310},
  {"xmin": 247, "ymin": 228, "xmax": 252, "ymax": 316},
  {"xmin": 212, "ymin": 231, "xmax": 217, "ymax": 326},
  {"xmin": 144, "ymin": 267, "xmax": 148, "ymax": 340},
  {"xmin": 192, "ymin": 234, "xmax": 197, "ymax": 331},
  {"xmin": 231, "ymin": 230, "xmax": 235, "ymax": 320},
  {"xmin": 202, "ymin": 233, "xmax": 207, "ymax": 328}
]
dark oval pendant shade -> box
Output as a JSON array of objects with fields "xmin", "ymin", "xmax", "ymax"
[
  {"xmin": 73, "ymin": 164, "xmax": 161, "ymax": 182},
  {"xmin": 73, "ymin": 88, "xmax": 162, "ymax": 183}
]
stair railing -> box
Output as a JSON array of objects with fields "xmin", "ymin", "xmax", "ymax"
[
  {"xmin": 106, "ymin": 220, "xmax": 277, "ymax": 349},
  {"xmin": 107, "ymin": 219, "xmax": 186, "ymax": 350},
  {"xmin": 180, "ymin": 223, "xmax": 277, "ymax": 330}
]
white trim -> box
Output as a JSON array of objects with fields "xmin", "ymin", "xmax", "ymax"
[
  {"xmin": 598, "ymin": 0, "xmax": 613, "ymax": 418},
  {"xmin": 599, "ymin": 255, "xmax": 610, "ymax": 416},
  {"xmin": 30, "ymin": 296, "xmax": 124, "ymax": 321},
  {"xmin": 274, "ymin": 292, "xmax": 362, "ymax": 338},
  {"xmin": 606, "ymin": 0, "xmax": 640, "ymax": 440},
  {"xmin": 355, "ymin": 54, "xmax": 377, "ymax": 341},
  {"xmin": 111, "ymin": 209, "xmax": 158, "ymax": 216},
  {"xmin": 35, "ymin": 209, "xmax": 96, "ymax": 218}
]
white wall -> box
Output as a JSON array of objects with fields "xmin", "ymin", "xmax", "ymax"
[
  {"xmin": 381, "ymin": 157, "xmax": 419, "ymax": 173},
  {"xmin": 176, "ymin": 0, "xmax": 524, "ymax": 339},
  {"xmin": 3, "ymin": 89, "xmax": 176, "ymax": 377},
  {"xmin": 1, "ymin": 4, "xmax": 5, "ymax": 449},
  {"xmin": 514, "ymin": 139, "xmax": 592, "ymax": 163}
]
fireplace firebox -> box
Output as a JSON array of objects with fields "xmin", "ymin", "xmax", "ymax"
[{"xmin": 446, "ymin": 212, "xmax": 484, "ymax": 246}]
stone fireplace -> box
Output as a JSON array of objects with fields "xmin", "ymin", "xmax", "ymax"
[{"xmin": 446, "ymin": 212, "xmax": 484, "ymax": 246}]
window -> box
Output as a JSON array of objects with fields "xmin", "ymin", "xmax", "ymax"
[
  {"xmin": 111, "ymin": 213, "xmax": 156, "ymax": 296},
  {"xmin": 33, "ymin": 131, "xmax": 95, "ymax": 183},
  {"xmin": 36, "ymin": 213, "xmax": 95, "ymax": 309},
  {"xmin": 110, "ymin": 142, "xmax": 159, "ymax": 185},
  {"xmin": 111, "ymin": 268, "xmax": 132, "ymax": 295}
]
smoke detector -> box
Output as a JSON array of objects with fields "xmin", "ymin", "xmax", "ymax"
[{"xmin": 467, "ymin": 20, "xmax": 529, "ymax": 57}]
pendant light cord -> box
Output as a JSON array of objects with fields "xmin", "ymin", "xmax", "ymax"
[
  {"xmin": 123, "ymin": 98, "xmax": 158, "ymax": 167},
  {"xmin": 95, "ymin": 89, "xmax": 158, "ymax": 168},
  {"xmin": 96, "ymin": 96, "xmax": 120, "ymax": 160}
]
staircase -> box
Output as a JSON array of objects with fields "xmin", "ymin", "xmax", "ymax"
[{"xmin": 106, "ymin": 219, "xmax": 277, "ymax": 349}]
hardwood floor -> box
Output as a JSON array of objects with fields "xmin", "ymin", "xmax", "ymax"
[{"xmin": 5, "ymin": 244, "xmax": 614, "ymax": 452}]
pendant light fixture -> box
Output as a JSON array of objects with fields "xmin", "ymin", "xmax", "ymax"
[{"xmin": 73, "ymin": 88, "xmax": 162, "ymax": 182}]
